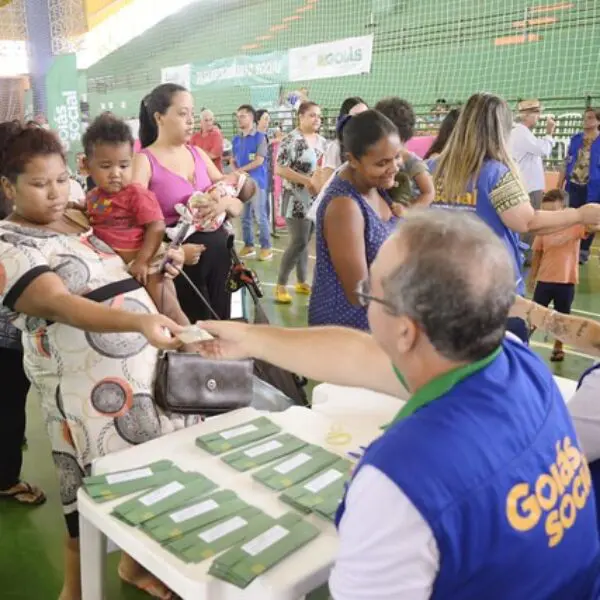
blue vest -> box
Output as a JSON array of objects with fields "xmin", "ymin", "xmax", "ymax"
[
  {"xmin": 337, "ymin": 339, "xmax": 600, "ymax": 599},
  {"xmin": 429, "ymin": 159, "xmax": 524, "ymax": 295},
  {"xmin": 566, "ymin": 133, "xmax": 600, "ymax": 203},
  {"xmin": 232, "ymin": 130, "xmax": 268, "ymax": 189}
]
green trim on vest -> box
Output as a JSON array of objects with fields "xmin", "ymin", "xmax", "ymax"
[{"xmin": 388, "ymin": 347, "xmax": 501, "ymax": 427}]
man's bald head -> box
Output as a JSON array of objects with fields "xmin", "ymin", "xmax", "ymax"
[{"xmin": 372, "ymin": 209, "xmax": 515, "ymax": 362}]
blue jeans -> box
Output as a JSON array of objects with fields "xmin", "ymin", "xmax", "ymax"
[
  {"xmin": 242, "ymin": 186, "xmax": 271, "ymax": 249},
  {"xmin": 568, "ymin": 183, "xmax": 595, "ymax": 260}
]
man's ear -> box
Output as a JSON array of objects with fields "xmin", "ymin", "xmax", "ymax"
[{"xmin": 394, "ymin": 315, "xmax": 419, "ymax": 355}]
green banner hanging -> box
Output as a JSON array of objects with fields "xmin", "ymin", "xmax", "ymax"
[{"xmin": 46, "ymin": 53, "xmax": 82, "ymax": 166}]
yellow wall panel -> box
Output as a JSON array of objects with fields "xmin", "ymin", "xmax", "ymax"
[{"xmin": 85, "ymin": 0, "xmax": 133, "ymax": 29}]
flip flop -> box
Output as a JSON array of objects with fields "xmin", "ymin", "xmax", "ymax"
[
  {"xmin": 550, "ymin": 349, "xmax": 565, "ymax": 362},
  {"xmin": 118, "ymin": 568, "xmax": 175, "ymax": 600},
  {"xmin": 0, "ymin": 481, "xmax": 46, "ymax": 506}
]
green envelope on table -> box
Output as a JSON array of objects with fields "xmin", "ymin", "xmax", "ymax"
[
  {"xmin": 111, "ymin": 472, "xmax": 217, "ymax": 526},
  {"xmin": 166, "ymin": 506, "xmax": 272, "ymax": 563},
  {"xmin": 209, "ymin": 511, "xmax": 320, "ymax": 588},
  {"xmin": 142, "ymin": 489, "xmax": 247, "ymax": 544},
  {"xmin": 83, "ymin": 461, "xmax": 184, "ymax": 503},
  {"xmin": 313, "ymin": 492, "xmax": 346, "ymax": 523},
  {"xmin": 252, "ymin": 445, "xmax": 340, "ymax": 491},
  {"xmin": 195, "ymin": 417, "xmax": 281, "ymax": 455},
  {"xmin": 221, "ymin": 433, "xmax": 308, "ymax": 472},
  {"xmin": 279, "ymin": 458, "xmax": 351, "ymax": 514}
]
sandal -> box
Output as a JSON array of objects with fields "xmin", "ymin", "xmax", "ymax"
[
  {"xmin": 550, "ymin": 349, "xmax": 565, "ymax": 362},
  {"xmin": 118, "ymin": 567, "xmax": 175, "ymax": 600},
  {"xmin": 0, "ymin": 481, "xmax": 46, "ymax": 506}
]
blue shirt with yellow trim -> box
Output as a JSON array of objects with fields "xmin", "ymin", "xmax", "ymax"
[{"xmin": 338, "ymin": 338, "xmax": 600, "ymax": 599}]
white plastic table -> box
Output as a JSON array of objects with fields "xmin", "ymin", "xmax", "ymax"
[{"xmin": 78, "ymin": 406, "xmax": 384, "ymax": 600}]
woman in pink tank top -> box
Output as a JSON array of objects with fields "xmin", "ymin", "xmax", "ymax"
[{"xmin": 133, "ymin": 84, "xmax": 244, "ymax": 321}]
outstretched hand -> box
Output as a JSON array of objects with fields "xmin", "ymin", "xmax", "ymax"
[
  {"xmin": 194, "ymin": 320, "xmax": 253, "ymax": 361},
  {"xmin": 138, "ymin": 314, "xmax": 183, "ymax": 351}
]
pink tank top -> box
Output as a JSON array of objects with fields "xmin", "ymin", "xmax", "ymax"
[{"xmin": 141, "ymin": 145, "xmax": 212, "ymax": 225}]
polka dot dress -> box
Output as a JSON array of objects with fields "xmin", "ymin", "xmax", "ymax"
[{"xmin": 308, "ymin": 175, "xmax": 399, "ymax": 331}]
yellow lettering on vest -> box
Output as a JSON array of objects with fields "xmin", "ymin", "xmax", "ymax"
[
  {"xmin": 572, "ymin": 474, "xmax": 587, "ymax": 510},
  {"xmin": 549, "ymin": 463, "xmax": 566, "ymax": 495},
  {"xmin": 556, "ymin": 439, "xmax": 576, "ymax": 487},
  {"xmin": 545, "ymin": 509, "xmax": 564, "ymax": 547},
  {"xmin": 565, "ymin": 437, "xmax": 581, "ymax": 471},
  {"xmin": 559, "ymin": 494, "xmax": 577, "ymax": 529},
  {"xmin": 535, "ymin": 474, "xmax": 558, "ymax": 511},
  {"xmin": 506, "ymin": 483, "xmax": 541, "ymax": 531}
]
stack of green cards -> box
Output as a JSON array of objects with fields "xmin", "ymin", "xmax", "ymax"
[
  {"xmin": 209, "ymin": 512, "xmax": 320, "ymax": 588},
  {"xmin": 111, "ymin": 472, "xmax": 216, "ymax": 526},
  {"xmin": 221, "ymin": 433, "xmax": 308, "ymax": 472},
  {"xmin": 142, "ymin": 489, "xmax": 249, "ymax": 544},
  {"xmin": 196, "ymin": 417, "xmax": 281, "ymax": 455},
  {"xmin": 313, "ymin": 494, "xmax": 345, "ymax": 523},
  {"xmin": 252, "ymin": 445, "xmax": 340, "ymax": 491},
  {"xmin": 280, "ymin": 458, "xmax": 351, "ymax": 515},
  {"xmin": 166, "ymin": 506, "xmax": 272, "ymax": 563},
  {"xmin": 83, "ymin": 460, "xmax": 182, "ymax": 503}
]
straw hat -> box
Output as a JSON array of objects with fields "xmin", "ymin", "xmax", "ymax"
[{"xmin": 518, "ymin": 99, "xmax": 542, "ymax": 112}]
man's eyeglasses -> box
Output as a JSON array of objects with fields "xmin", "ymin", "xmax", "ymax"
[{"xmin": 356, "ymin": 279, "xmax": 397, "ymax": 312}]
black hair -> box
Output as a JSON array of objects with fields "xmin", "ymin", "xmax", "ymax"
[
  {"xmin": 424, "ymin": 108, "xmax": 461, "ymax": 159},
  {"xmin": 298, "ymin": 101, "xmax": 319, "ymax": 116},
  {"xmin": 542, "ymin": 189, "xmax": 567, "ymax": 204},
  {"xmin": 82, "ymin": 113, "xmax": 134, "ymax": 157},
  {"xmin": 139, "ymin": 83, "xmax": 187, "ymax": 148},
  {"xmin": 374, "ymin": 97, "xmax": 416, "ymax": 143},
  {"xmin": 0, "ymin": 123, "xmax": 65, "ymax": 183},
  {"xmin": 339, "ymin": 97, "xmax": 366, "ymax": 118},
  {"xmin": 237, "ymin": 104, "xmax": 257, "ymax": 122},
  {"xmin": 256, "ymin": 109, "xmax": 269, "ymax": 123},
  {"xmin": 341, "ymin": 110, "xmax": 398, "ymax": 160}
]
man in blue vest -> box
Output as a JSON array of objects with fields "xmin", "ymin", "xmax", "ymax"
[
  {"xmin": 198, "ymin": 209, "xmax": 600, "ymax": 599},
  {"xmin": 559, "ymin": 107, "xmax": 600, "ymax": 263},
  {"xmin": 232, "ymin": 104, "xmax": 273, "ymax": 261}
]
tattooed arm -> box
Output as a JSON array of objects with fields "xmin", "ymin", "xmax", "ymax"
[{"xmin": 510, "ymin": 296, "xmax": 600, "ymax": 356}]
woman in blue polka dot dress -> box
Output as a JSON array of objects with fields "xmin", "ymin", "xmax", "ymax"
[{"xmin": 309, "ymin": 110, "xmax": 402, "ymax": 331}]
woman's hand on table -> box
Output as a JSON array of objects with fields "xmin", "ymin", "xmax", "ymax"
[
  {"xmin": 163, "ymin": 247, "xmax": 186, "ymax": 278},
  {"xmin": 194, "ymin": 320, "xmax": 253, "ymax": 360},
  {"xmin": 136, "ymin": 314, "xmax": 183, "ymax": 350}
]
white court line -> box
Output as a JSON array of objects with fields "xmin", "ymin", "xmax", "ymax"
[
  {"xmin": 529, "ymin": 340, "xmax": 597, "ymax": 361},
  {"xmin": 571, "ymin": 308, "xmax": 600, "ymax": 319},
  {"xmin": 234, "ymin": 239, "xmax": 316, "ymax": 260}
]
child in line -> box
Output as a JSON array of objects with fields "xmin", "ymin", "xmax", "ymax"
[
  {"xmin": 528, "ymin": 188, "xmax": 589, "ymax": 361},
  {"xmin": 81, "ymin": 114, "xmax": 191, "ymax": 325}
]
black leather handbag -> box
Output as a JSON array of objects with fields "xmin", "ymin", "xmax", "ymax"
[{"xmin": 154, "ymin": 351, "xmax": 254, "ymax": 415}]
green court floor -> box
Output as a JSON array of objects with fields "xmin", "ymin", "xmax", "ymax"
[{"xmin": 1, "ymin": 230, "xmax": 598, "ymax": 599}]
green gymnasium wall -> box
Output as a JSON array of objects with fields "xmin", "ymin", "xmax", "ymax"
[{"xmin": 82, "ymin": 0, "xmax": 600, "ymax": 123}]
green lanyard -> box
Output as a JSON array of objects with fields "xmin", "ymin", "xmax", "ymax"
[{"xmin": 388, "ymin": 347, "xmax": 502, "ymax": 428}]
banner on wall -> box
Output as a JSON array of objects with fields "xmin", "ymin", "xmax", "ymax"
[
  {"xmin": 190, "ymin": 51, "xmax": 287, "ymax": 89},
  {"xmin": 288, "ymin": 35, "xmax": 374, "ymax": 82},
  {"xmin": 46, "ymin": 53, "xmax": 82, "ymax": 159},
  {"xmin": 161, "ymin": 63, "xmax": 192, "ymax": 89}
]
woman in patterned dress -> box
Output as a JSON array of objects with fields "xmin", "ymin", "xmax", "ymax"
[
  {"xmin": 0, "ymin": 126, "xmax": 196, "ymax": 599},
  {"xmin": 274, "ymin": 101, "xmax": 327, "ymax": 305}
]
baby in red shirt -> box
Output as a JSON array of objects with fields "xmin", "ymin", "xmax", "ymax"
[{"xmin": 80, "ymin": 114, "xmax": 191, "ymax": 325}]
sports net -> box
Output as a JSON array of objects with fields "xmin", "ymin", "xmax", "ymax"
[{"xmin": 83, "ymin": 0, "xmax": 600, "ymax": 125}]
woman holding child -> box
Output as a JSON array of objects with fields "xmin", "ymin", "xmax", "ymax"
[
  {"xmin": 133, "ymin": 83, "xmax": 245, "ymax": 321},
  {"xmin": 0, "ymin": 124, "xmax": 191, "ymax": 598}
]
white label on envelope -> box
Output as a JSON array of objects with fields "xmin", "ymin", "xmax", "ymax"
[
  {"xmin": 244, "ymin": 439, "xmax": 282, "ymax": 458},
  {"xmin": 169, "ymin": 499, "xmax": 219, "ymax": 523},
  {"xmin": 198, "ymin": 516, "xmax": 248, "ymax": 543},
  {"xmin": 220, "ymin": 424, "xmax": 258, "ymax": 440},
  {"xmin": 105, "ymin": 467, "xmax": 153, "ymax": 484},
  {"xmin": 274, "ymin": 452, "xmax": 311, "ymax": 474},
  {"xmin": 304, "ymin": 469, "xmax": 343, "ymax": 493},
  {"xmin": 242, "ymin": 525, "xmax": 289, "ymax": 556},
  {"xmin": 139, "ymin": 481, "xmax": 185, "ymax": 507}
]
